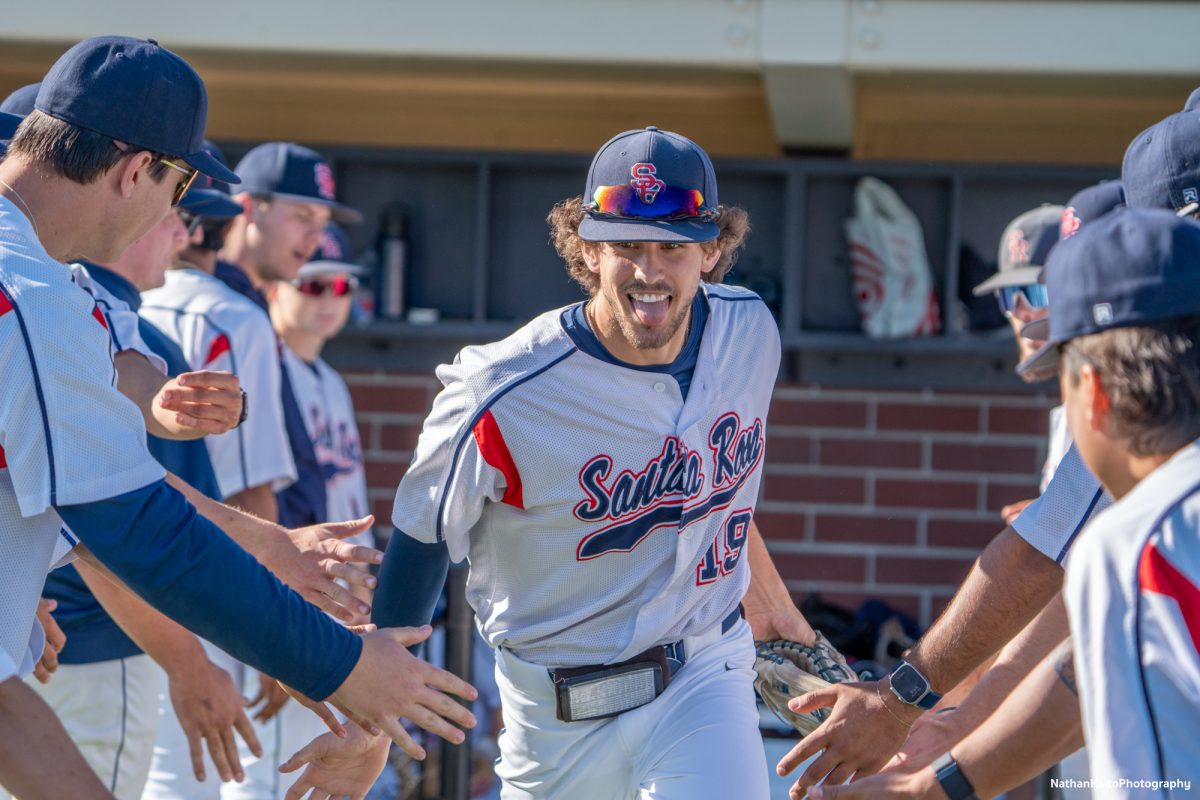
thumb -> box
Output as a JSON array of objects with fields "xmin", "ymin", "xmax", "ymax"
[
  {"xmin": 385, "ymin": 624, "xmax": 434, "ymax": 647},
  {"xmin": 327, "ymin": 515, "xmax": 376, "ymax": 539},
  {"xmin": 43, "ymin": 599, "xmax": 57, "ymax": 612},
  {"xmin": 789, "ymin": 687, "xmax": 839, "ymax": 714},
  {"xmin": 278, "ymin": 739, "xmax": 324, "ymax": 774},
  {"xmin": 348, "ymin": 623, "xmax": 378, "ymax": 636}
]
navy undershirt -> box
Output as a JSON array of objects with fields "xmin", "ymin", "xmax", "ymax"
[{"xmin": 560, "ymin": 291, "xmax": 709, "ymax": 401}]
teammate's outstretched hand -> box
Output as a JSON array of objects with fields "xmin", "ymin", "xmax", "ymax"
[
  {"xmin": 33, "ymin": 598, "xmax": 66, "ymax": 684},
  {"xmin": 268, "ymin": 515, "xmax": 383, "ymax": 625},
  {"xmin": 802, "ymin": 764, "xmax": 939, "ymax": 800},
  {"xmin": 169, "ymin": 658, "xmax": 263, "ymax": 783},
  {"xmin": 155, "ymin": 370, "xmax": 244, "ymax": 438},
  {"xmin": 248, "ymin": 670, "xmax": 292, "ymax": 723},
  {"xmin": 280, "ymin": 724, "xmax": 391, "ymax": 800},
  {"xmin": 777, "ymin": 680, "xmax": 917, "ymax": 797},
  {"xmin": 885, "ymin": 707, "xmax": 966, "ymax": 773},
  {"xmin": 330, "ymin": 625, "xmax": 478, "ymax": 760}
]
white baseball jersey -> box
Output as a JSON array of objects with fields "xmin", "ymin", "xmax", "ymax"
[
  {"xmin": 0, "ymin": 195, "xmax": 163, "ymax": 673},
  {"xmin": 141, "ymin": 268, "xmax": 296, "ymax": 500},
  {"xmin": 70, "ymin": 263, "xmax": 168, "ymax": 376},
  {"xmin": 1064, "ymin": 440, "xmax": 1200, "ymax": 796},
  {"xmin": 281, "ymin": 345, "xmax": 369, "ymax": 526},
  {"xmin": 392, "ymin": 284, "xmax": 778, "ymax": 668},
  {"xmin": 1014, "ymin": 443, "xmax": 1112, "ymax": 564}
]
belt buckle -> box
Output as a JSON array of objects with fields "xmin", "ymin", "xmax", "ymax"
[{"xmin": 553, "ymin": 662, "xmax": 665, "ymax": 722}]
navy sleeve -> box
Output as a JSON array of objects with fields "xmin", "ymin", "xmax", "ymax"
[
  {"xmin": 372, "ymin": 528, "xmax": 450, "ymax": 640},
  {"xmin": 55, "ymin": 480, "xmax": 362, "ymax": 700}
]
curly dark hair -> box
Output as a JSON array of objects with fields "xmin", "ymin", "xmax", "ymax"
[{"xmin": 547, "ymin": 196, "xmax": 751, "ymax": 296}]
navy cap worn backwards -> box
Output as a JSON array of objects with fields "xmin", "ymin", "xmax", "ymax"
[
  {"xmin": 233, "ymin": 142, "xmax": 362, "ymax": 225},
  {"xmin": 579, "ymin": 126, "xmax": 719, "ymax": 244},
  {"xmin": 179, "ymin": 139, "xmax": 242, "ymax": 219},
  {"xmin": 35, "ymin": 37, "xmax": 239, "ymax": 185},
  {"xmin": 1059, "ymin": 180, "xmax": 1125, "ymax": 242},
  {"xmin": 1017, "ymin": 208, "xmax": 1200, "ymax": 377},
  {"xmin": 972, "ymin": 204, "xmax": 1063, "ymax": 296},
  {"xmin": 299, "ymin": 223, "xmax": 367, "ymax": 279},
  {"xmin": 1121, "ymin": 111, "xmax": 1200, "ymax": 213}
]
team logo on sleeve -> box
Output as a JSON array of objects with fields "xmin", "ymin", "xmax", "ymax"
[{"xmin": 630, "ymin": 163, "xmax": 665, "ymax": 204}]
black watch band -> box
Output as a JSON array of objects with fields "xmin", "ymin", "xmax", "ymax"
[
  {"xmin": 236, "ymin": 389, "xmax": 248, "ymax": 427},
  {"xmin": 932, "ymin": 753, "xmax": 978, "ymax": 800}
]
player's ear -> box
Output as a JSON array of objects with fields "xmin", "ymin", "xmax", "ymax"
[
  {"xmin": 580, "ymin": 241, "xmax": 601, "ymax": 274},
  {"xmin": 235, "ymin": 192, "xmax": 258, "ymax": 221},
  {"xmin": 1081, "ymin": 363, "xmax": 1111, "ymax": 432},
  {"xmin": 113, "ymin": 150, "xmax": 152, "ymax": 200},
  {"xmin": 700, "ymin": 242, "xmax": 722, "ymax": 274}
]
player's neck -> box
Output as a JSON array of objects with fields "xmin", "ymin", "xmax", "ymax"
[
  {"xmin": 176, "ymin": 249, "xmax": 217, "ymax": 275},
  {"xmin": 0, "ymin": 158, "xmax": 94, "ymax": 263},
  {"xmin": 1099, "ymin": 448, "xmax": 1178, "ymax": 501},
  {"xmin": 276, "ymin": 322, "xmax": 324, "ymax": 363}
]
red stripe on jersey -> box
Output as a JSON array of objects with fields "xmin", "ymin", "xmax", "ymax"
[
  {"xmin": 0, "ymin": 292, "xmax": 12, "ymax": 317},
  {"xmin": 1139, "ymin": 539, "xmax": 1200, "ymax": 655},
  {"xmin": 0, "ymin": 445, "xmax": 6, "ymax": 469},
  {"xmin": 92, "ymin": 305, "xmax": 108, "ymax": 329},
  {"xmin": 472, "ymin": 410, "xmax": 524, "ymax": 509},
  {"xmin": 206, "ymin": 333, "xmax": 231, "ymax": 365}
]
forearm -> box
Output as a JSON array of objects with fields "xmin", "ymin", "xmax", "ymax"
[
  {"xmin": 0, "ymin": 677, "xmax": 114, "ymax": 799},
  {"xmin": 941, "ymin": 590, "xmax": 1070, "ymax": 736},
  {"xmin": 906, "ymin": 527, "xmax": 1063, "ymax": 694},
  {"xmin": 372, "ymin": 529, "xmax": 449, "ymax": 633},
  {"xmin": 75, "ymin": 559, "xmax": 207, "ymax": 678},
  {"xmin": 948, "ymin": 639, "xmax": 1083, "ymax": 798},
  {"xmin": 223, "ymin": 482, "xmax": 279, "ymax": 524},
  {"xmin": 743, "ymin": 519, "xmax": 795, "ymax": 614},
  {"xmin": 59, "ymin": 481, "xmax": 361, "ymax": 699},
  {"xmin": 115, "ymin": 350, "xmax": 195, "ymax": 440},
  {"xmin": 166, "ymin": 472, "xmax": 286, "ymax": 562}
]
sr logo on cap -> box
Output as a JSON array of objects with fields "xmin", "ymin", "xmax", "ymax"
[
  {"xmin": 630, "ymin": 163, "xmax": 664, "ymax": 204},
  {"xmin": 314, "ymin": 163, "xmax": 337, "ymax": 201}
]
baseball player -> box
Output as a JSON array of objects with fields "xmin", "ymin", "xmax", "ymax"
[
  {"xmin": 214, "ymin": 224, "xmax": 374, "ymax": 799},
  {"xmin": 280, "ymin": 126, "xmax": 825, "ymax": 800},
  {"xmin": 808, "ymin": 208, "xmax": 1200, "ymax": 800},
  {"xmin": 0, "ymin": 34, "xmax": 476, "ymax": 794}
]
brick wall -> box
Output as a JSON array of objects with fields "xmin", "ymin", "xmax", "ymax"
[{"xmin": 348, "ymin": 371, "xmax": 1057, "ymax": 629}]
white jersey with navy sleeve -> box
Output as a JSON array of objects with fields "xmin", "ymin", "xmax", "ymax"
[
  {"xmin": 141, "ymin": 268, "xmax": 296, "ymax": 499},
  {"xmin": 392, "ymin": 284, "xmax": 779, "ymax": 668},
  {"xmin": 1064, "ymin": 441, "xmax": 1200, "ymax": 796},
  {"xmin": 70, "ymin": 263, "xmax": 168, "ymax": 375},
  {"xmin": 1013, "ymin": 443, "xmax": 1112, "ymax": 564},
  {"xmin": 281, "ymin": 345, "xmax": 369, "ymax": 526},
  {"xmin": 0, "ymin": 196, "xmax": 163, "ymax": 674}
]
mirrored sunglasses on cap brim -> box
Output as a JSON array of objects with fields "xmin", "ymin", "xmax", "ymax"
[
  {"xmin": 292, "ymin": 276, "xmax": 358, "ymax": 297},
  {"xmin": 586, "ymin": 184, "xmax": 716, "ymax": 222},
  {"xmin": 994, "ymin": 283, "xmax": 1049, "ymax": 315}
]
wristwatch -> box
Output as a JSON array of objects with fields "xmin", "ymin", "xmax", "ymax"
[
  {"xmin": 931, "ymin": 752, "xmax": 978, "ymax": 800},
  {"xmin": 236, "ymin": 389, "xmax": 248, "ymax": 428},
  {"xmin": 889, "ymin": 660, "xmax": 942, "ymax": 709}
]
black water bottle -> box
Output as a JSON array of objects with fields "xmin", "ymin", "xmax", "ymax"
[{"xmin": 377, "ymin": 204, "xmax": 408, "ymax": 320}]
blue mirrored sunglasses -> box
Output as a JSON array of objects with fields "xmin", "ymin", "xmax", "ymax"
[{"xmin": 994, "ymin": 284, "xmax": 1049, "ymax": 315}]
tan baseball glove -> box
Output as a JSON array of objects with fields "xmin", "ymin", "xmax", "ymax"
[{"xmin": 753, "ymin": 632, "xmax": 859, "ymax": 736}]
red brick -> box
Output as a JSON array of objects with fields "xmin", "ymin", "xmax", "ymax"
[
  {"xmin": 348, "ymin": 384, "xmax": 431, "ymax": 415},
  {"xmin": 988, "ymin": 406, "xmax": 1049, "ymax": 436},
  {"xmin": 357, "ymin": 421, "xmax": 374, "ymax": 450},
  {"xmin": 764, "ymin": 474, "xmax": 866, "ymax": 505},
  {"xmin": 773, "ymin": 553, "xmax": 868, "ymax": 584},
  {"xmin": 927, "ymin": 517, "xmax": 1004, "ymax": 550},
  {"xmin": 929, "ymin": 592, "xmax": 956, "ymax": 622},
  {"xmin": 379, "ymin": 423, "xmax": 422, "ymax": 453},
  {"xmin": 986, "ymin": 482, "xmax": 1039, "ymax": 513},
  {"xmin": 371, "ymin": 497, "xmax": 394, "ymax": 525},
  {"xmin": 819, "ymin": 437, "xmax": 923, "ymax": 469},
  {"xmin": 769, "ymin": 399, "xmax": 869, "ymax": 429},
  {"xmin": 364, "ymin": 459, "xmax": 409, "ymax": 490},
  {"xmin": 877, "ymin": 403, "xmax": 981, "ymax": 434},
  {"xmin": 931, "ymin": 442, "xmax": 1040, "ymax": 474},
  {"xmin": 766, "ymin": 433, "xmax": 817, "ymax": 465},
  {"xmin": 875, "ymin": 555, "xmax": 975, "ymax": 586},
  {"xmin": 812, "ymin": 513, "xmax": 918, "ymax": 546},
  {"xmin": 754, "ymin": 511, "xmax": 809, "ymax": 541},
  {"xmin": 875, "ymin": 478, "xmax": 978, "ymax": 511}
]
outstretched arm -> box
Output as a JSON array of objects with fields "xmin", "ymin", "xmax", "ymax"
[{"xmin": 115, "ymin": 351, "xmax": 243, "ymax": 439}]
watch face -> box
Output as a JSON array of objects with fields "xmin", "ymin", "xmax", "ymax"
[{"xmin": 890, "ymin": 663, "xmax": 927, "ymax": 703}]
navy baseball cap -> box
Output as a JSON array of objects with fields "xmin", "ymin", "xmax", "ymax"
[
  {"xmin": 233, "ymin": 142, "xmax": 362, "ymax": 225},
  {"xmin": 578, "ymin": 126, "xmax": 719, "ymax": 243},
  {"xmin": 1058, "ymin": 180, "xmax": 1125, "ymax": 241},
  {"xmin": 35, "ymin": 37, "xmax": 239, "ymax": 185},
  {"xmin": 179, "ymin": 140, "xmax": 242, "ymax": 219},
  {"xmin": 0, "ymin": 83, "xmax": 38, "ymax": 116},
  {"xmin": 0, "ymin": 112, "xmax": 19, "ymax": 141},
  {"xmin": 972, "ymin": 205, "xmax": 1063, "ymax": 295},
  {"xmin": 298, "ymin": 223, "xmax": 367, "ymax": 279},
  {"xmin": 1121, "ymin": 110, "xmax": 1200, "ymax": 213},
  {"xmin": 1017, "ymin": 208, "xmax": 1200, "ymax": 377}
]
